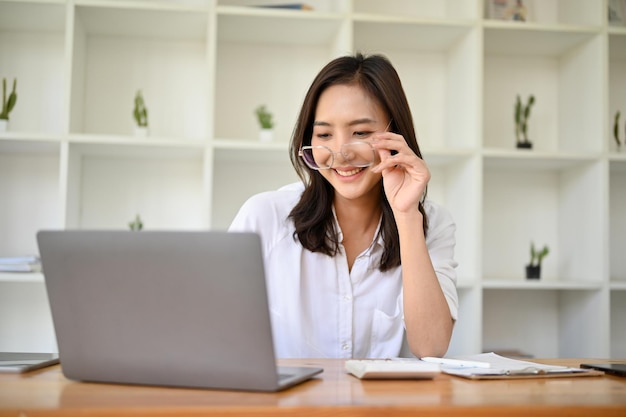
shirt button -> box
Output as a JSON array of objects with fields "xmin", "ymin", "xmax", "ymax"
[
  {"xmin": 343, "ymin": 294, "xmax": 351, "ymax": 301},
  {"xmin": 342, "ymin": 343, "xmax": 350, "ymax": 351}
]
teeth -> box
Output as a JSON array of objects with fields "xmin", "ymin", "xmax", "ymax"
[{"xmin": 336, "ymin": 167, "xmax": 363, "ymax": 177}]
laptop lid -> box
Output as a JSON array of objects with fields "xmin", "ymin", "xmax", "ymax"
[{"xmin": 37, "ymin": 230, "xmax": 321, "ymax": 391}]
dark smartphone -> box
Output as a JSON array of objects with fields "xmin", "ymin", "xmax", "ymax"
[{"xmin": 580, "ymin": 363, "xmax": 626, "ymax": 377}]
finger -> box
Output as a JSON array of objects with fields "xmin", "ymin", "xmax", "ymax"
[{"xmin": 373, "ymin": 134, "xmax": 418, "ymax": 164}]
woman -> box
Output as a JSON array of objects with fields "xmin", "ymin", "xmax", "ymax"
[{"xmin": 229, "ymin": 53, "xmax": 458, "ymax": 359}]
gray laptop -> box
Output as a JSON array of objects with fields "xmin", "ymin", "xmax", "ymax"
[{"xmin": 37, "ymin": 230, "xmax": 322, "ymax": 391}]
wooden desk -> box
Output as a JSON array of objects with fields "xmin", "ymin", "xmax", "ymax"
[{"xmin": 1, "ymin": 358, "xmax": 625, "ymax": 416}]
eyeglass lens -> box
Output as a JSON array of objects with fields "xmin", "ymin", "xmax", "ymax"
[{"xmin": 301, "ymin": 142, "xmax": 375, "ymax": 170}]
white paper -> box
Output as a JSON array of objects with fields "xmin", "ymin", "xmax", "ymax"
[{"xmin": 442, "ymin": 352, "xmax": 585, "ymax": 377}]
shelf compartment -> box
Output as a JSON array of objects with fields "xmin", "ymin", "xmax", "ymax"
[
  {"xmin": 482, "ymin": 159, "xmax": 605, "ymax": 283},
  {"xmin": 0, "ymin": 0, "xmax": 67, "ymax": 134},
  {"xmin": 217, "ymin": 7, "xmax": 345, "ymax": 45},
  {"xmin": 611, "ymin": 290, "xmax": 626, "ymax": 358},
  {"xmin": 69, "ymin": 3, "xmax": 210, "ymax": 139},
  {"xmin": 609, "ymin": 32, "xmax": 626, "ymax": 153},
  {"xmin": 483, "ymin": 28, "xmax": 603, "ymax": 153},
  {"xmin": 354, "ymin": 22, "xmax": 479, "ymax": 150},
  {"xmin": 355, "ymin": 0, "xmax": 478, "ymax": 20},
  {"xmin": 64, "ymin": 142, "xmax": 207, "ymax": 230},
  {"xmin": 210, "ymin": 147, "xmax": 299, "ymax": 230},
  {"xmin": 0, "ymin": 281, "xmax": 56, "ymax": 352},
  {"xmin": 483, "ymin": 0, "xmax": 603, "ymax": 27},
  {"xmin": 483, "ymin": 287, "xmax": 607, "ymax": 358},
  {"xmin": 428, "ymin": 154, "xmax": 481, "ymax": 282},
  {"xmin": 0, "ymin": 139, "xmax": 62, "ymax": 257},
  {"xmin": 214, "ymin": 11, "xmax": 345, "ymax": 144},
  {"xmin": 610, "ymin": 160, "xmax": 626, "ymax": 282},
  {"xmin": 448, "ymin": 285, "xmax": 481, "ymax": 357},
  {"xmin": 217, "ymin": 0, "xmax": 346, "ymax": 14}
]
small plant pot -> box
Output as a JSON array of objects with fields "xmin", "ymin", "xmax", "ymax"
[
  {"xmin": 0, "ymin": 119, "xmax": 7, "ymax": 132},
  {"xmin": 134, "ymin": 126, "xmax": 149, "ymax": 137},
  {"xmin": 516, "ymin": 141, "xmax": 532, "ymax": 150},
  {"xmin": 259, "ymin": 128, "xmax": 274, "ymax": 142},
  {"xmin": 526, "ymin": 265, "xmax": 541, "ymax": 279}
]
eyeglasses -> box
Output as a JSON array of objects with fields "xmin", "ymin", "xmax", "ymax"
[{"xmin": 299, "ymin": 141, "xmax": 377, "ymax": 170}]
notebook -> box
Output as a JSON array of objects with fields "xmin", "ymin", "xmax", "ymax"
[
  {"xmin": 0, "ymin": 352, "xmax": 59, "ymax": 373},
  {"xmin": 36, "ymin": 230, "xmax": 322, "ymax": 392}
]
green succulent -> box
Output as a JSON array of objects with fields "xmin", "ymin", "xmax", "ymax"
[
  {"xmin": 255, "ymin": 105, "xmax": 274, "ymax": 129},
  {"xmin": 529, "ymin": 241, "xmax": 549, "ymax": 267},
  {"xmin": 0, "ymin": 78, "xmax": 17, "ymax": 120},
  {"xmin": 133, "ymin": 90, "xmax": 148, "ymax": 127}
]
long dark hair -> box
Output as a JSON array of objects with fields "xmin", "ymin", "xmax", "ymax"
[{"xmin": 288, "ymin": 53, "xmax": 428, "ymax": 271}]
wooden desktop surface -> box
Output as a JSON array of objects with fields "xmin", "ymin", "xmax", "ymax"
[{"xmin": 1, "ymin": 358, "xmax": 625, "ymax": 417}]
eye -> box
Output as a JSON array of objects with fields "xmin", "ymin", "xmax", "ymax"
[
  {"xmin": 315, "ymin": 132, "xmax": 331, "ymax": 140},
  {"xmin": 354, "ymin": 131, "xmax": 374, "ymax": 138}
]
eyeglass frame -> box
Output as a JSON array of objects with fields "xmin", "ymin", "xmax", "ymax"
[
  {"xmin": 298, "ymin": 141, "xmax": 377, "ymax": 171},
  {"xmin": 298, "ymin": 120, "xmax": 393, "ymax": 171}
]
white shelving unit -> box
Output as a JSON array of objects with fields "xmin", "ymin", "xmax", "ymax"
[{"xmin": 0, "ymin": 0, "xmax": 624, "ymax": 359}]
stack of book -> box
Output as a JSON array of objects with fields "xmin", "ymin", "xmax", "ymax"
[{"xmin": 0, "ymin": 255, "xmax": 42, "ymax": 273}]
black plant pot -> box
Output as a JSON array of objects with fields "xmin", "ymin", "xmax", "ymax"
[
  {"xmin": 517, "ymin": 141, "xmax": 533, "ymax": 149},
  {"xmin": 526, "ymin": 265, "xmax": 541, "ymax": 279}
]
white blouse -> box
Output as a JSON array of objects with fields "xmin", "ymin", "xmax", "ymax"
[{"xmin": 229, "ymin": 182, "xmax": 458, "ymax": 359}]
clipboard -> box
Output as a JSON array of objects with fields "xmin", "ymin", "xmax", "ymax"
[{"xmin": 440, "ymin": 352, "xmax": 604, "ymax": 380}]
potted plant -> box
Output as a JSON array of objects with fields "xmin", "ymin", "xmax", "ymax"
[
  {"xmin": 0, "ymin": 78, "xmax": 17, "ymax": 132},
  {"xmin": 526, "ymin": 241, "xmax": 549, "ymax": 279},
  {"xmin": 515, "ymin": 94, "xmax": 535, "ymax": 149},
  {"xmin": 255, "ymin": 104, "xmax": 274, "ymax": 142},
  {"xmin": 128, "ymin": 214, "xmax": 143, "ymax": 231},
  {"xmin": 133, "ymin": 90, "xmax": 149, "ymax": 137}
]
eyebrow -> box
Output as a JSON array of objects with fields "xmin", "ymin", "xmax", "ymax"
[{"xmin": 312, "ymin": 118, "xmax": 378, "ymax": 127}]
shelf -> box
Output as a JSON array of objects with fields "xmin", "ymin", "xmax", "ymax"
[
  {"xmin": 482, "ymin": 280, "xmax": 602, "ymax": 290},
  {"xmin": 64, "ymin": 143, "xmax": 207, "ymax": 230},
  {"xmin": 211, "ymin": 149, "xmax": 298, "ymax": 229},
  {"xmin": 483, "ymin": 0, "xmax": 603, "ymax": 27},
  {"xmin": 0, "ymin": 0, "xmax": 620, "ymax": 358},
  {"xmin": 0, "ymin": 0, "xmax": 65, "ymax": 32},
  {"xmin": 74, "ymin": 2, "xmax": 208, "ymax": 39},
  {"xmin": 0, "ymin": 272, "xmax": 44, "ymax": 283},
  {"xmin": 217, "ymin": 0, "xmax": 345, "ymax": 14},
  {"xmin": 422, "ymin": 148, "xmax": 476, "ymax": 167},
  {"xmin": 217, "ymin": 6, "xmax": 344, "ymax": 45},
  {"xmin": 0, "ymin": 136, "xmax": 63, "ymax": 153},
  {"xmin": 610, "ymin": 161, "xmax": 626, "ymax": 285},
  {"xmin": 483, "ymin": 287, "xmax": 606, "ymax": 358},
  {"xmin": 354, "ymin": 0, "xmax": 477, "ymax": 20},
  {"xmin": 213, "ymin": 138, "xmax": 288, "ymax": 150},
  {"xmin": 353, "ymin": 19, "xmax": 474, "ymax": 52},
  {"xmin": 482, "ymin": 149, "xmax": 599, "ymax": 170},
  {"xmin": 610, "ymin": 290, "xmax": 626, "ymax": 357},
  {"xmin": 482, "ymin": 159, "xmax": 604, "ymax": 284},
  {"xmin": 0, "ymin": 148, "xmax": 61, "ymax": 256},
  {"xmin": 68, "ymin": 133, "xmax": 207, "ymax": 151},
  {"xmin": 484, "ymin": 23, "xmax": 599, "ymax": 57},
  {"xmin": 354, "ymin": 24, "xmax": 480, "ymax": 150},
  {"xmin": 70, "ymin": 3, "xmax": 210, "ymax": 138},
  {"xmin": 0, "ymin": 1, "xmax": 66, "ymax": 135}
]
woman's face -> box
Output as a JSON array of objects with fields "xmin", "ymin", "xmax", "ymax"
[{"xmin": 311, "ymin": 83, "xmax": 390, "ymax": 204}]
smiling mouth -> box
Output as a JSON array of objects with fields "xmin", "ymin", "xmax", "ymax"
[{"xmin": 335, "ymin": 167, "xmax": 365, "ymax": 177}]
